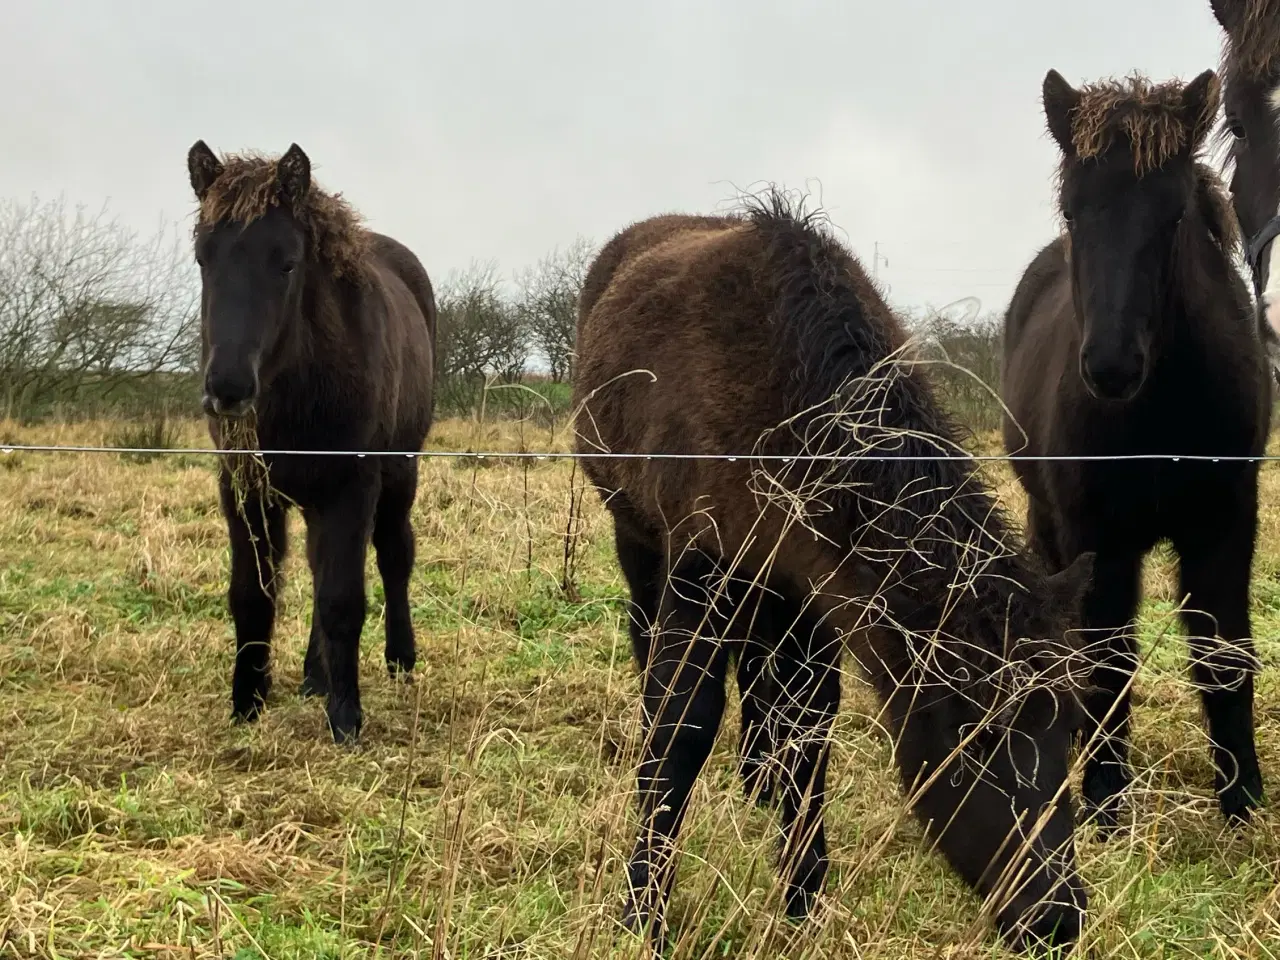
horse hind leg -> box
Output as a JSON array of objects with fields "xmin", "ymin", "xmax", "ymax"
[
  {"xmin": 684, "ymin": 558, "xmax": 784, "ymax": 809},
  {"xmin": 615, "ymin": 509, "xmax": 778, "ymax": 808},
  {"xmin": 300, "ymin": 513, "xmax": 333, "ymax": 699},
  {"xmin": 373, "ymin": 460, "xmax": 419, "ymax": 679},
  {"xmin": 731, "ymin": 576, "xmax": 795, "ymax": 810},
  {"xmin": 737, "ymin": 642, "xmax": 778, "ymax": 807},
  {"xmin": 611, "ymin": 512, "xmax": 662, "ymax": 669},
  {"xmin": 622, "ymin": 550, "xmax": 730, "ymax": 950}
]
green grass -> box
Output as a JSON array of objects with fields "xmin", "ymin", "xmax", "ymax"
[{"xmin": 1, "ymin": 416, "xmax": 1280, "ymax": 958}]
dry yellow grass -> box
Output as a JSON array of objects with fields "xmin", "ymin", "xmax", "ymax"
[{"xmin": 1, "ymin": 415, "xmax": 1280, "ymax": 958}]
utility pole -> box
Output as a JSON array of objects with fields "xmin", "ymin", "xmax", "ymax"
[{"xmin": 872, "ymin": 241, "xmax": 889, "ymax": 282}]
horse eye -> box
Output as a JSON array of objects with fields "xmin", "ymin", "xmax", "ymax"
[
  {"xmin": 1061, "ymin": 210, "xmax": 1074, "ymax": 224},
  {"xmin": 1229, "ymin": 119, "xmax": 1247, "ymax": 140},
  {"xmin": 281, "ymin": 261, "xmax": 296, "ymax": 275}
]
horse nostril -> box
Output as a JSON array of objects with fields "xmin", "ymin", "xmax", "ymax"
[
  {"xmin": 1080, "ymin": 347, "xmax": 1144, "ymax": 400},
  {"xmin": 203, "ymin": 369, "xmax": 258, "ymax": 417}
]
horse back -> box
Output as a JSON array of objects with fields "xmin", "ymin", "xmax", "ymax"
[
  {"xmin": 370, "ymin": 232, "xmax": 437, "ymax": 348},
  {"xmin": 572, "ymin": 214, "xmax": 785, "ymax": 541},
  {"xmin": 1001, "ymin": 237, "xmax": 1074, "ymax": 460},
  {"xmin": 363, "ymin": 233, "xmax": 436, "ymax": 447},
  {"xmin": 1003, "ymin": 237, "xmax": 1069, "ymax": 365},
  {"xmin": 578, "ymin": 214, "xmax": 736, "ymax": 325}
]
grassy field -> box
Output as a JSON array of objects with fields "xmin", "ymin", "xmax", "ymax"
[{"xmin": 3, "ymin": 415, "xmax": 1280, "ymax": 959}]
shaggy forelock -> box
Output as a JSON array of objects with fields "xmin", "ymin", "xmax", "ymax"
[
  {"xmin": 194, "ymin": 151, "xmax": 371, "ymax": 282},
  {"xmin": 1068, "ymin": 73, "xmax": 1218, "ymax": 176}
]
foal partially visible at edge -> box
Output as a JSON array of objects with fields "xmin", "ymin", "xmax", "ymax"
[
  {"xmin": 574, "ymin": 194, "xmax": 1094, "ymax": 951},
  {"xmin": 1002, "ymin": 70, "xmax": 1270, "ymax": 831},
  {"xmin": 1210, "ymin": 0, "xmax": 1280, "ymax": 368},
  {"xmin": 187, "ymin": 141, "xmax": 436, "ymax": 744}
]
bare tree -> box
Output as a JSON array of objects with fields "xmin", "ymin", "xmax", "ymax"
[
  {"xmin": 516, "ymin": 236, "xmax": 594, "ymax": 382},
  {"xmin": 435, "ymin": 260, "xmax": 528, "ymax": 412},
  {"xmin": 0, "ymin": 194, "xmax": 198, "ymax": 414}
]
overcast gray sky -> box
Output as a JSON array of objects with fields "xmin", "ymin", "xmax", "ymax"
[{"xmin": 2, "ymin": 0, "xmax": 1228, "ymax": 315}]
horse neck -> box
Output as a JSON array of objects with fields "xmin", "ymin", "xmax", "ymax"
[
  {"xmin": 1164, "ymin": 215, "xmax": 1240, "ymax": 345},
  {"xmin": 843, "ymin": 550, "xmax": 1052, "ymax": 694},
  {"xmin": 256, "ymin": 268, "xmax": 354, "ymax": 408},
  {"xmin": 296, "ymin": 266, "xmax": 359, "ymax": 359},
  {"xmin": 865, "ymin": 482, "xmax": 1046, "ymax": 655}
]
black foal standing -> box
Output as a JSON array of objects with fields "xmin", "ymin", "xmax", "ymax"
[
  {"xmin": 187, "ymin": 141, "xmax": 436, "ymax": 743},
  {"xmin": 1003, "ymin": 70, "xmax": 1271, "ymax": 828}
]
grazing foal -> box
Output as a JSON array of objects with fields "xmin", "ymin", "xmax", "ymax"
[
  {"xmin": 575, "ymin": 194, "xmax": 1094, "ymax": 951},
  {"xmin": 188, "ymin": 141, "xmax": 436, "ymax": 743},
  {"xmin": 1002, "ymin": 71, "xmax": 1270, "ymax": 829}
]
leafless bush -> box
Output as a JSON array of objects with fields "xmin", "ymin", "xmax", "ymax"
[
  {"xmin": 902, "ymin": 304, "xmax": 1005, "ymax": 433},
  {"xmin": 0, "ymin": 194, "xmax": 199, "ymax": 417},
  {"xmin": 516, "ymin": 236, "xmax": 594, "ymax": 383},
  {"xmin": 436, "ymin": 261, "xmax": 529, "ymax": 414}
]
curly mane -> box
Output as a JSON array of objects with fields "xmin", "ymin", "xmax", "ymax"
[
  {"xmin": 1220, "ymin": 0, "xmax": 1280, "ymax": 79},
  {"xmin": 1068, "ymin": 73, "xmax": 1219, "ymax": 176},
  {"xmin": 195, "ymin": 151, "xmax": 371, "ymax": 281}
]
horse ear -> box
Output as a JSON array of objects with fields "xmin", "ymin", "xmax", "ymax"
[
  {"xmin": 1045, "ymin": 550, "xmax": 1094, "ymax": 620},
  {"xmin": 188, "ymin": 140, "xmax": 223, "ymax": 201},
  {"xmin": 1042, "ymin": 69, "xmax": 1081, "ymax": 154},
  {"xmin": 1209, "ymin": 0, "xmax": 1243, "ymax": 32},
  {"xmin": 276, "ymin": 143, "xmax": 311, "ymax": 209},
  {"xmin": 1182, "ymin": 69, "xmax": 1222, "ymax": 147}
]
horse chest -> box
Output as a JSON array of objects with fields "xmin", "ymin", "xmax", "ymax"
[
  {"xmin": 211, "ymin": 407, "xmax": 379, "ymax": 508},
  {"xmin": 1070, "ymin": 456, "xmax": 1249, "ymax": 543}
]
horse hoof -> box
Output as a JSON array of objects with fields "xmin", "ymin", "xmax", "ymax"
[
  {"xmin": 298, "ymin": 676, "xmax": 328, "ymax": 699},
  {"xmin": 1220, "ymin": 783, "xmax": 1263, "ymax": 825},
  {"xmin": 327, "ymin": 701, "xmax": 363, "ymax": 745},
  {"xmin": 784, "ymin": 886, "xmax": 818, "ymax": 922},
  {"xmin": 387, "ymin": 660, "xmax": 416, "ymax": 683},
  {"xmin": 230, "ymin": 697, "xmax": 264, "ymax": 724},
  {"xmin": 620, "ymin": 898, "xmax": 665, "ymax": 953}
]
